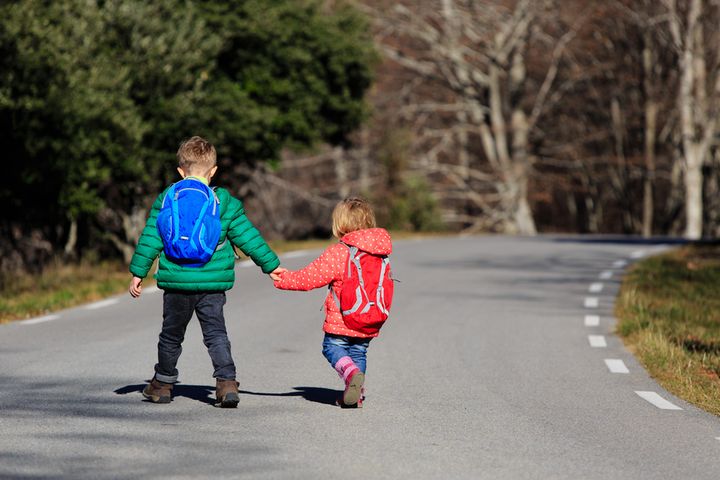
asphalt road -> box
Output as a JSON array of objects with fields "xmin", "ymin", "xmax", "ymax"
[{"xmin": 1, "ymin": 235, "xmax": 719, "ymax": 479}]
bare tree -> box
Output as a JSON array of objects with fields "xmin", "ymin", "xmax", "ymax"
[
  {"xmin": 617, "ymin": 0, "xmax": 675, "ymax": 237},
  {"xmin": 664, "ymin": 0, "xmax": 720, "ymax": 239},
  {"xmin": 535, "ymin": 0, "xmax": 680, "ymax": 236},
  {"xmin": 359, "ymin": 0, "xmax": 581, "ymax": 234},
  {"xmin": 99, "ymin": 206, "xmax": 150, "ymax": 264}
]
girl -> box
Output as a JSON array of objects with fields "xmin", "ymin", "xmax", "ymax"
[{"xmin": 273, "ymin": 197, "xmax": 393, "ymax": 408}]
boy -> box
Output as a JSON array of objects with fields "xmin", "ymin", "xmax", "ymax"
[{"xmin": 128, "ymin": 136, "xmax": 284, "ymax": 408}]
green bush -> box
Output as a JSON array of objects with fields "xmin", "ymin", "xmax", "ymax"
[
  {"xmin": 372, "ymin": 129, "xmax": 444, "ymax": 232},
  {"xmin": 387, "ymin": 176, "xmax": 444, "ymax": 232}
]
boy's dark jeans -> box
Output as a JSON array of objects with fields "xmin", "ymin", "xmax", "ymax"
[{"xmin": 154, "ymin": 291, "xmax": 236, "ymax": 383}]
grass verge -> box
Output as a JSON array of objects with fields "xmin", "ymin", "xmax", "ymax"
[
  {"xmin": 0, "ymin": 231, "xmax": 444, "ymax": 324},
  {"xmin": 615, "ymin": 244, "xmax": 720, "ymax": 416},
  {"xmin": 0, "ymin": 260, "xmax": 133, "ymax": 324}
]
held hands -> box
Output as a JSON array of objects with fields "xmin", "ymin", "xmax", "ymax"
[
  {"xmin": 269, "ymin": 267, "xmax": 287, "ymax": 282},
  {"xmin": 129, "ymin": 276, "xmax": 143, "ymax": 298},
  {"xmin": 131, "ymin": 268, "xmax": 286, "ymax": 296}
]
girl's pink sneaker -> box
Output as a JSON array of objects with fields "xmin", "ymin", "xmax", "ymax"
[{"xmin": 342, "ymin": 370, "xmax": 365, "ymax": 407}]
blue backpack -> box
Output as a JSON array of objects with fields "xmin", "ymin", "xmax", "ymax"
[{"xmin": 156, "ymin": 178, "xmax": 222, "ymax": 267}]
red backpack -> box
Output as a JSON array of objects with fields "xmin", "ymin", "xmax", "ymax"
[{"xmin": 334, "ymin": 244, "xmax": 394, "ymax": 335}]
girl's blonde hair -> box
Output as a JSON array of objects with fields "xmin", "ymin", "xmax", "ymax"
[{"xmin": 332, "ymin": 197, "xmax": 376, "ymax": 238}]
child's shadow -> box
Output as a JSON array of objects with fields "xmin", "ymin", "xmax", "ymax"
[
  {"xmin": 115, "ymin": 382, "xmax": 215, "ymax": 405},
  {"xmin": 241, "ymin": 387, "xmax": 341, "ymax": 406},
  {"xmin": 115, "ymin": 383, "xmax": 340, "ymax": 406}
]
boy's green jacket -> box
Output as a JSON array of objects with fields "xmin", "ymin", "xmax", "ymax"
[{"xmin": 129, "ymin": 186, "xmax": 279, "ymax": 291}]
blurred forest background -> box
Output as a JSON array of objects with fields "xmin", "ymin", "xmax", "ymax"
[{"xmin": 3, "ymin": 0, "xmax": 720, "ymax": 277}]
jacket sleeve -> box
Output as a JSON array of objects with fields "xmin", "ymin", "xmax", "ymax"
[
  {"xmin": 225, "ymin": 196, "xmax": 280, "ymax": 274},
  {"xmin": 274, "ymin": 244, "xmax": 346, "ymax": 291},
  {"xmin": 129, "ymin": 192, "xmax": 165, "ymax": 279}
]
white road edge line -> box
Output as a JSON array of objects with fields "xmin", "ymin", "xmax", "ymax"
[
  {"xmin": 84, "ymin": 299, "xmax": 119, "ymax": 310},
  {"xmin": 21, "ymin": 314, "xmax": 60, "ymax": 325},
  {"xmin": 589, "ymin": 282, "xmax": 604, "ymax": 293},
  {"xmin": 612, "ymin": 260, "xmax": 628, "ymax": 268},
  {"xmin": 635, "ymin": 391, "xmax": 683, "ymax": 410},
  {"xmin": 584, "ymin": 315, "xmax": 600, "ymax": 327},
  {"xmin": 599, "ymin": 270, "xmax": 613, "ymax": 280},
  {"xmin": 584, "ymin": 297, "xmax": 599, "ymax": 308},
  {"xmin": 588, "ymin": 335, "xmax": 607, "ymax": 348},
  {"xmin": 238, "ymin": 260, "xmax": 253, "ymax": 268},
  {"xmin": 630, "ymin": 250, "xmax": 646, "ymax": 259},
  {"xmin": 604, "ymin": 359, "xmax": 629, "ymax": 373},
  {"xmin": 143, "ymin": 285, "xmax": 160, "ymax": 294}
]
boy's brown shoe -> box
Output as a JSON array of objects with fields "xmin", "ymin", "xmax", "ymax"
[
  {"xmin": 142, "ymin": 378, "xmax": 173, "ymax": 404},
  {"xmin": 215, "ymin": 378, "xmax": 239, "ymax": 408}
]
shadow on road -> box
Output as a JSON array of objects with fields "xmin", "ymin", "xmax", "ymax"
[
  {"xmin": 551, "ymin": 235, "xmax": 688, "ymax": 245},
  {"xmin": 114, "ymin": 382, "xmax": 215, "ymax": 405},
  {"xmin": 114, "ymin": 383, "xmax": 341, "ymax": 406},
  {"xmin": 240, "ymin": 387, "xmax": 340, "ymax": 406}
]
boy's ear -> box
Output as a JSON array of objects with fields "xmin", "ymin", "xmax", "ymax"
[
  {"xmin": 208, "ymin": 166, "xmax": 218, "ymax": 179},
  {"xmin": 177, "ymin": 167, "xmax": 187, "ymax": 178}
]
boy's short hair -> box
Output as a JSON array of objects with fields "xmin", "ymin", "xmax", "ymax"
[
  {"xmin": 332, "ymin": 197, "xmax": 376, "ymax": 238},
  {"xmin": 177, "ymin": 136, "xmax": 217, "ymax": 174}
]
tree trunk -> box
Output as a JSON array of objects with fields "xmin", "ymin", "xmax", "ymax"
[
  {"xmin": 684, "ymin": 148, "xmax": 704, "ymax": 239},
  {"xmin": 63, "ymin": 217, "xmax": 78, "ymax": 259},
  {"xmin": 514, "ymin": 184, "xmax": 537, "ymax": 235},
  {"xmin": 676, "ymin": 0, "xmax": 707, "ymax": 239},
  {"xmin": 332, "ymin": 146, "xmax": 350, "ymax": 198},
  {"xmin": 106, "ymin": 206, "xmax": 150, "ymax": 265},
  {"xmin": 642, "ymin": 101, "xmax": 658, "ymax": 238},
  {"xmin": 642, "ymin": 31, "xmax": 657, "ymax": 238},
  {"xmin": 510, "ymin": 109, "xmax": 536, "ymax": 235}
]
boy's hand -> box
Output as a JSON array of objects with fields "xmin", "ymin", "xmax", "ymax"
[
  {"xmin": 129, "ymin": 276, "xmax": 143, "ymax": 298},
  {"xmin": 269, "ymin": 267, "xmax": 287, "ymax": 282}
]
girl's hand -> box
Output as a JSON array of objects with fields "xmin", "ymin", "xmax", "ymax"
[
  {"xmin": 269, "ymin": 267, "xmax": 287, "ymax": 282},
  {"xmin": 129, "ymin": 276, "xmax": 143, "ymax": 298}
]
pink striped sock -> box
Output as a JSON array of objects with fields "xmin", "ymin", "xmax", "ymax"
[
  {"xmin": 343, "ymin": 365, "xmax": 360, "ymax": 383},
  {"xmin": 334, "ymin": 356, "xmax": 360, "ymax": 383}
]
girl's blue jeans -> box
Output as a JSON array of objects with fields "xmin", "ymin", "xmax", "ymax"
[{"xmin": 322, "ymin": 333, "xmax": 371, "ymax": 373}]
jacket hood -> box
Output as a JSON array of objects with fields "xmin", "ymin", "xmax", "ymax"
[{"xmin": 341, "ymin": 228, "xmax": 392, "ymax": 255}]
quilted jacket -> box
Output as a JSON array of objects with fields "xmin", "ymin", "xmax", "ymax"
[
  {"xmin": 129, "ymin": 186, "xmax": 279, "ymax": 291},
  {"xmin": 274, "ymin": 228, "xmax": 392, "ymax": 338}
]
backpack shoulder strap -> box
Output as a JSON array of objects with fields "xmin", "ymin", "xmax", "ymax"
[
  {"xmin": 211, "ymin": 186, "xmax": 220, "ymax": 212},
  {"xmin": 161, "ymin": 182, "xmax": 178, "ymax": 209},
  {"xmin": 376, "ymin": 256, "xmax": 391, "ymax": 315},
  {"xmin": 330, "ymin": 242, "xmax": 357, "ymax": 309},
  {"xmin": 169, "ymin": 184, "xmax": 182, "ymax": 243}
]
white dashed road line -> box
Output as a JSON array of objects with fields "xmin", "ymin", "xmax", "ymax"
[
  {"xmin": 143, "ymin": 285, "xmax": 159, "ymax": 294},
  {"xmin": 635, "ymin": 391, "xmax": 683, "ymax": 410},
  {"xmin": 599, "ymin": 270, "xmax": 613, "ymax": 280},
  {"xmin": 604, "ymin": 359, "xmax": 629, "ymax": 373},
  {"xmin": 585, "ymin": 256, "xmax": 685, "ymax": 415},
  {"xmin": 584, "ymin": 297, "xmax": 599, "ymax": 308},
  {"xmin": 21, "ymin": 314, "xmax": 60, "ymax": 325},
  {"xmin": 238, "ymin": 260, "xmax": 254, "ymax": 268},
  {"xmin": 84, "ymin": 299, "xmax": 119, "ymax": 310}
]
